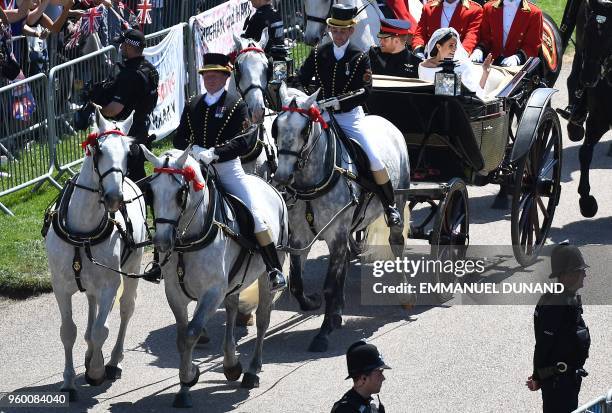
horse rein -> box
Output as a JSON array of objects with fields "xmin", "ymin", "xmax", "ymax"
[
  {"xmin": 234, "ymin": 46, "xmax": 269, "ymax": 100},
  {"xmin": 277, "ymin": 105, "xmax": 328, "ymax": 170}
]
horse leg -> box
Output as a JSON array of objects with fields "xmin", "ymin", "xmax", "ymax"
[
  {"xmin": 289, "ymin": 253, "xmax": 322, "ymax": 311},
  {"xmin": 388, "ymin": 198, "xmax": 406, "ymax": 257},
  {"xmin": 54, "ymin": 291, "xmax": 78, "ymax": 401},
  {"xmin": 83, "ymin": 293, "xmax": 96, "ymax": 372},
  {"xmin": 578, "ymin": 134, "xmax": 601, "ymax": 217},
  {"xmin": 309, "ymin": 240, "xmax": 349, "ymax": 353},
  {"xmin": 222, "ymin": 293, "xmax": 242, "ymax": 382},
  {"xmin": 85, "ymin": 286, "xmax": 116, "ymax": 386},
  {"xmin": 173, "ymin": 285, "xmax": 225, "ymax": 409},
  {"xmin": 241, "ymin": 273, "xmax": 273, "ymax": 389},
  {"xmin": 106, "ymin": 276, "xmax": 138, "ymax": 380},
  {"xmin": 165, "ymin": 285, "xmax": 191, "ymax": 408}
]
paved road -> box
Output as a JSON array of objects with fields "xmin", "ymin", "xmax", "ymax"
[{"xmin": 1, "ymin": 54, "xmax": 611, "ymax": 413}]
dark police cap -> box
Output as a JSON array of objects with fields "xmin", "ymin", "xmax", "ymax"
[
  {"xmin": 378, "ymin": 18, "xmax": 412, "ymax": 38},
  {"xmin": 113, "ymin": 29, "xmax": 146, "ymax": 48},
  {"xmin": 345, "ymin": 340, "xmax": 390, "ymax": 379},
  {"xmin": 549, "ymin": 241, "xmax": 589, "ymax": 278},
  {"xmin": 198, "ymin": 52, "xmax": 232, "ymax": 74},
  {"xmin": 327, "ymin": 4, "xmax": 358, "ymax": 28}
]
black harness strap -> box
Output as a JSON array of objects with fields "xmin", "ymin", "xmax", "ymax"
[
  {"xmin": 177, "ymin": 252, "xmax": 197, "ymax": 301},
  {"xmin": 304, "ymin": 201, "xmax": 318, "ymax": 237},
  {"xmin": 72, "ymin": 247, "xmax": 85, "ymax": 292}
]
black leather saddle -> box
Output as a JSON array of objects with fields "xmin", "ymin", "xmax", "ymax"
[{"xmin": 220, "ymin": 192, "xmax": 257, "ymax": 247}]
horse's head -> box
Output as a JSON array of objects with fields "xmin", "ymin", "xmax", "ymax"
[
  {"xmin": 303, "ymin": 0, "xmax": 332, "ymax": 46},
  {"xmin": 233, "ymin": 35, "xmax": 269, "ymax": 123},
  {"xmin": 141, "ymin": 147, "xmax": 206, "ymax": 253},
  {"xmin": 82, "ymin": 107, "xmax": 135, "ymax": 212},
  {"xmin": 272, "ymin": 83, "xmax": 324, "ymax": 186}
]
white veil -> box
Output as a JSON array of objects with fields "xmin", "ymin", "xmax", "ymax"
[{"xmin": 425, "ymin": 27, "xmax": 469, "ymax": 63}]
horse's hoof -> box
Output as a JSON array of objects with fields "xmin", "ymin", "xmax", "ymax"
[
  {"xmin": 223, "ymin": 362, "xmax": 243, "ymax": 382},
  {"xmin": 331, "ymin": 313, "xmax": 343, "ymax": 329},
  {"xmin": 491, "ymin": 194, "xmax": 509, "ymax": 210},
  {"xmin": 172, "ymin": 392, "xmax": 193, "ymax": 408},
  {"xmin": 60, "ymin": 387, "xmax": 78, "ymax": 402},
  {"xmin": 84, "ymin": 372, "xmax": 105, "ymax": 387},
  {"xmin": 196, "ymin": 328, "xmax": 210, "ymax": 346},
  {"xmin": 180, "ymin": 365, "xmax": 200, "ymax": 388},
  {"xmin": 240, "ymin": 372, "xmax": 260, "ymax": 389},
  {"xmin": 579, "ymin": 195, "xmax": 598, "ymax": 218},
  {"xmin": 308, "ymin": 335, "xmax": 329, "ymax": 353},
  {"xmin": 236, "ymin": 312, "xmax": 254, "ymax": 327},
  {"xmin": 567, "ymin": 122, "xmax": 585, "ymax": 142},
  {"xmin": 105, "ymin": 365, "xmax": 122, "ymax": 381},
  {"xmin": 299, "ymin": 293, "xmax": 322, "ymax": 311}
]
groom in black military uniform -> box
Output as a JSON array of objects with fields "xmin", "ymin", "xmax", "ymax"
[
  {"xmin": 369, "ymin": 19, "xmax": 420, "ymax": 78},
  {"xmin": 526, "ymin": 242, "xmax": 591, "ymax": 413}
]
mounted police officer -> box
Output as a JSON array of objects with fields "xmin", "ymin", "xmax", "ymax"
[
  {"xmin": 526, "ymin": 241, "xmax": 591, "ymax": 413},
  {"xmin": 369, "ymin": 18, "xmax": 420, "ymax": 78},
  {"xmin": 89, "ymin": 28, "xmax": 159, "ymax": 183},
  {"xmin": 173, "ymin": 52, "xmax": 287, "ymax": 293},
  {"xmin": 298, "ymin": 4, "xmax": 403, "ymax": 227},
  {"xmin": 241, "ymin": 0, "xmax": 284, "ymax": 53},
  {"xmin": 331, "ymin": 340, "xmax": 389, "ymax": 413}
]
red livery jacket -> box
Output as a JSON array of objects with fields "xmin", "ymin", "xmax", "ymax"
[{"xmin": 385, "ymin": 0, "xmax": 418, "ymax": 34}]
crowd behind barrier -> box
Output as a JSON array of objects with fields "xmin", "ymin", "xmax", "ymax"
[{"xmin": 0, "ymin": 0, "xmax": 306, "ymax": 215}]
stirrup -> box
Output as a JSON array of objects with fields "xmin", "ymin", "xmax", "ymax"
[
  {"xmin": 143, "ymin": 262, "xmax": 162, "ymax": 284},
  {"xmin": 268, "ymin": 269, "xmax": 287, "ymax": 292}
]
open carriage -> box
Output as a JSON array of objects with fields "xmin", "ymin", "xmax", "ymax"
[{"xmin": 366, "ymin": 58, "xmax": 563, "ymax": 297}]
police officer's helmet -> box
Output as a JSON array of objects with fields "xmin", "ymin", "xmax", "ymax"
[
  {"xmin": 113, "ymin": 29, "xmax": 146, "ymax": 49},
  {"xmin": 345, "ymin": 340, "xmax": 391, "ymax": 379},
  {"xmin": 549, "ymin": 241, "xmax": 589, "ymax": 278}
]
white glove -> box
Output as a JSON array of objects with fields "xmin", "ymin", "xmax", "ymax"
[
  {"xmin": 192, "ymin": 146, "xmax": 218, "ymax": 165},
  {"xmin": 470, "ymin": 49, "xmax": 484, "ymax": 63},
  {"xmin": 320, "ymin": 98, "xmax": 341, "ymax": 111},
  {"xmin": 501, "ymin": 54, "xmax": 521, "ymax": 67}
]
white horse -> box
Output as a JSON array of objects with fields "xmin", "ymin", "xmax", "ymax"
[
  {"xmin": 303, "ymin": 0, "xmax": 423, "ymax": 51},
  {"xmin": 45, "ymin": 109, "xmax": 146, "ymax": 400},
  {"xmin": 141, "ymin": 147, "xmax": 288, "ymax": 408}
]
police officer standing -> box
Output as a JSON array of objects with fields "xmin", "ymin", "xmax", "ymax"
[
  {"xmin": 331, "ymin": 340, "xmax": 389, "ymax": 413},
  {"xmin": 173, "ymin": 52, "xmax": 287, "ymax": 292},
  {"xmin": 526, "ymin": 242, "xmax": 591, "ymax": 413},
  {"xmin": 369, "ymin": 19, "xmax": 420, "ymax": 78},
  {"xmin": 92, "ymin": 28, "xmax": 159, "ymax": 183},
  {"xmin": 241, "ymin": 0, "xmax": 284, "ymax": 53}
]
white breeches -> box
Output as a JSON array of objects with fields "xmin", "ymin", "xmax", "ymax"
[
  {"xmin": 323, "ymin": 106, "xmax": 386, "ymax": 171},
  {"xmin": 214, "ymin": 158, "xmax": 268, "ymax": 233}
]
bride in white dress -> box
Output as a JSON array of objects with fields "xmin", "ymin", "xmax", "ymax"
[{"xmin": 418, "ymin": 28, "xmax": 494, "ymax": 100}]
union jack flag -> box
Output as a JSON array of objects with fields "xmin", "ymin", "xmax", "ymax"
[
  {"xmin": 81, "ymin": 6, "xmax": 104, "ymax": 35},
  {"xmin": 136, "ymin": 0, "xmax": 152, "ymax": 27},
  {"xmin": 1, "ymin": 0, "xmax": 16, "ymax": 10}
]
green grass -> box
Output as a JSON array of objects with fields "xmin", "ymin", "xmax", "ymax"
[
  {"xmin": 0, "ymin": 137, "xmax": 173, "ymax": 298},
  {"xmin": 537, "ymin": 0, "xmax": 564, "ymax": 26}
]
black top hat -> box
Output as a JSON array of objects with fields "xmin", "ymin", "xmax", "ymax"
[
  {"xmin": 345, "ymin": 341, "xmax": 391, "ymax": 379},
  {"xmin": 198, "ymin": 52, "xmax": 232, "ymax": 74},
  {"xmin": 113, "ymin": 29, "xmax": 146, "ymax": 49},
  {"xmin": 378, "ymin": 18, "xmax": 412, "ymax": 38},
  {"xmin": 549, "ymin": 241, "xmax": 589, "ymax": 278},
  {"xmin": 327, "ymin": 4, "xmax": 358, "ymax": 28}
]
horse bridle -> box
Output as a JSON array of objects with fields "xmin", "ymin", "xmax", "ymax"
[
  {"xmin": 276, "ymin": 105, "xmax": 328, "ymax": 170},
  {"xmin": 234, "ymin": 46, "xmax": 270, "ymax": 100},
  {"xmin": 78, "ymin": 129, "xmax": 128, "ymax": 198}
]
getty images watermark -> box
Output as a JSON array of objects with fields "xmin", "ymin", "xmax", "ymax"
[{"xmin": 359, "ymin": 245, "xmax": 607, "ymax": 306}]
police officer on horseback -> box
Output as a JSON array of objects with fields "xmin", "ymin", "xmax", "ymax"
[
  {"xmin": 241, "ymin": 0, "xmax": 284, "ymax": 53},
  {"xmin": 88, "ymin": 28, "xmax": 159, "ymax": 183},
  {"xmin": 526, "ymin": 241, "xmax": 591, "ymax": 413},
  {"xmin": 173, "ymin": 52, "xmax": 287, "ymax": 292},
  {"xmin": 331, "ymin": 340, "xmax": 389, "ymax": 413},
  {"xmin": 298, "ymin": 4, "xmax": 403, "ymax": 227}
]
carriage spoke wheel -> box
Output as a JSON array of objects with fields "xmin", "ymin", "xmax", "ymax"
[
  {"xmin": 511, "ymin": 107, "xmax": 562, "ymax": 266},
  {"xmin": 430, "ymin": 178, "xmax": 470, "ymax": 303}
]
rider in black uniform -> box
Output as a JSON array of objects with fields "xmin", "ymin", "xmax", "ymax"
[
  {"xmin": 241, "ymin": 0, "xmax": 284, "ymax": 53},
  {"xmin": 369, "ymin": 18, "xmax": 420, "ymax": 78}
]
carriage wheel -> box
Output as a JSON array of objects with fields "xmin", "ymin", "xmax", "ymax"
[
  {"xmin": 429, "ymin": 178, "xmax": 470, "ymax": 303},
  {"xmin": 511, "ymin": 107, "xmax": 562, "ymax": 266}
]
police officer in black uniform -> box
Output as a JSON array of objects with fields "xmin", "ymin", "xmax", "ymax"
[
  {"xmin": 91, "ymin": 28, "xmax": 159, "ymax": 183},
  {"xmin": 331, "ymin": 340, "xmax": 389, "ymax": 413},
  {"xmin": 241, "ymin": 0, "xmax": 284, "ymax": 53},
  {"xmin": 173, "ymin": 52, "xmax": 287, "ymax": 292},
  {"xmin": 526, "ymin": 242, "xmax": 591, "ymax": 413},
  {"xmin": 298, "ymin": 4, "xmax": 403, "ymax": 227},
  {"xmin": 369, "ymin": 19, "xmax": 420, "ymax": 78}
]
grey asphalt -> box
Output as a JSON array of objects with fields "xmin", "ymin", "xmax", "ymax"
[{"xmin": 1, "ymin": 54, "xmax": 611, "ymax": 413}]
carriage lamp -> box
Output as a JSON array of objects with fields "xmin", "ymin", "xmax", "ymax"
[
  {"xmin": 435, "ymin": 58, "xmax": 462, "ymax": 96},
  {"xmin": 270, "ymin": 45, "xmax": 294, "ymax": 84}
]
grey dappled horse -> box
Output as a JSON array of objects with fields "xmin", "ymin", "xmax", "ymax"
[
  {"xmin": 273, "ymin": 85, "xmax": 411, "ymax": 352},
  {"xmin": 141, "ymin": 148, "xmax": 288, "ymax": 408},
  {"xmin": 45, "ymin": 109, "xmax": 146, "ymax": 400}
]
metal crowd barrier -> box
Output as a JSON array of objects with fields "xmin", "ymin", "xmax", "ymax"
[
  {"xmin": 47, "ymin": 45, "xmax": 118, "ymax": 177},
  {"xmin": 278, "ymin": 0, "xmax": 310, "ymax": 73},
  {"xmin": 0, "ymin": 73, "xmax": 61, "ymax": 216},
  {"xmin": 572, "ymin": 388, "xmax": 612, "ymax": 413}
]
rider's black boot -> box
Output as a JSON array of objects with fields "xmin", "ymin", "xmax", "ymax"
[
  {"xmin": 378, "ymin": 181, "xmax": 402, "ymax": 228},
  {"xmin": 143, "ymin": 248, "xmax": 162, "ymax": 283},
  {"xmin": 259, "ymin": 243, "xmax": 287, "ymax": 293}
]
